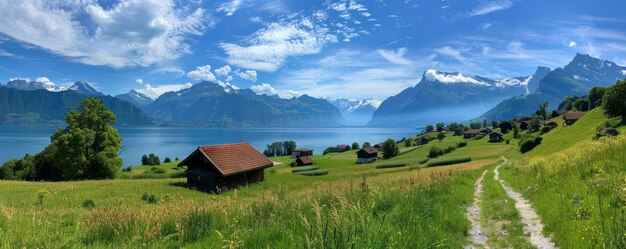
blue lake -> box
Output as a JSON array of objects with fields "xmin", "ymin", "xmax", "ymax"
[{"xmin": 0, "ymin": 126, "xmax": 418, "ymax": 167}]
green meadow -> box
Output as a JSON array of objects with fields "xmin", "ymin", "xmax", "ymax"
[{"xmin": 0, "ymin": 107, "xmax": 624, "ymax": 248}]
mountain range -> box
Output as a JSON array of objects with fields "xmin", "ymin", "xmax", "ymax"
[
  {"xmin": 368, "ymin": 68, "xmax": 547, "ymax": 127},
  {"xmin": 481, "ymin": 54, "xmax": 626, "ymax": 121},
  {"xmin": 326, "ymin": 98, "xmax": 381, "ymax": 126}
]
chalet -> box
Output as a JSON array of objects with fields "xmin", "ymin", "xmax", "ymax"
[
  {"xmin": 463, "ymin": 128, "xmax": 492, "ymax": 138},
  {"xmin": 295, "ymin": 156, "xmax": 313, "ymax": 166},
  {"xmin": 540, "ymin": 120, "xmax": 558, "ymax": 128},
  {"xmin": 292, "ymin": 148, "xmax": 313, "ymax": 158},
  {"xmin": 436, "ymin": 127, "xmax": 450, "ymax": 133},
  {"xmin": 179, "ymin": 143, "xmax": 273, "ymax": 193},
  {"xmin": 335, "ymin": 144, "xmax": 351, "ymax": 152},
  {"xmin": 488, "ymin": 131, "xmax": 504, "ymax": 142},
  {"xmin": 551, "ymin": 110, "xmax": 567, "ymax": 118},
  {"xmin": 373, "ymin": 144, "xmax": 382, "ymax": 150},
  {"xmin": 563, "ymin": 112, "xmax": 586, "ymax": 126},
  {"xmin": 356, "ymin": 147, "xmax": 378, "ymax": 164}
]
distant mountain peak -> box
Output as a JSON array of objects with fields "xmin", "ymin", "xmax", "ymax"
[
  {"xmin": 423, "ymin": 69, "xmax": 492, "ymax": 87},
  {"xmin": 69, "ymin": 81, "xmax": 103, "ymax": 96}
]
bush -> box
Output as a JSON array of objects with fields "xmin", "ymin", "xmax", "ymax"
[
  {"xmin": 506, "ymin": 139, "xmax": 510, "ymax": 144},
  {"xmin": 539, "ymin": 126, "xmax": 553, "ymax": 135},
  {"xmin": 149, "ymin": 167, "xmax": 166, "ymax": 174},
  {"xmin": 296, "ymin": 169, "xmax": 329, "ymax": 176},
  {"xmin": 457, "ymin": 142, "xmax": 467, "ymax": 148},
  {"xmin": 376, "ymin": 162, "xmax": 406, "ymax": 169},
  {"xmin": 82, "ymin": 199, "xmax": 96, "ymax": 209},
  {"xmin": 291, "ymin": 166, "xmax": 320, "ymax": 173},
  {"xmin": 163, "ymin": 157, "xmax": 171, "ymax": 163},
  {"xmin": 428, "ymin": 146, "xmax": 444, "ymax": 158},
  {"xmin": 520, "ymin": 136, "xmax": 543, "ymax": 153},
  {"xmin": 376, "ymin": 158, "xmax": 429, "ymax": 169},
  {"xmin": 426, "ymin": 156, "xmax": 472, "ymax": 167},
  {"xmin": 443, "ymin": 145, "xmax": 457, "ymax": 154},
  {"xmin": 123, "ymin": 166, "xmax": 132, "ymax": 172},
  {"xmin": 289, "ymin": 161, "xmax": 297, "ymax": 167},
  {"xmin": 474, "ymin": 134, "xmax": 485, "ymax": 140},
  {"xmin": 141, "ymin": 193, "xmax": 158, "ymax": 204}
]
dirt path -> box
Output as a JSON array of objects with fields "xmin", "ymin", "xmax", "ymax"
[
  {"xmin": 465, "ymin": 169, "xmax": 490, "ymax": 249},
  {"xmin": 494, "ymin": 156, "xmax": 558, "ymax": 249}
]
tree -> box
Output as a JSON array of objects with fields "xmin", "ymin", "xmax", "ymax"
[
  {"xmin": 404, "ymin": 138, "xmax": 412, "ymax": 147},
  {"xmin": 588, "ymin": 87, "xmax": 606, "ymax": 109},
  {"xmin": 352, "ymin": 142, "xmax": 360, "ymax": 150},
  {"xmin": 282, "ymin": 141, "xmax": 297, "ymax": 156},
  {"xmin": 482, "ymin": 119, "xmax": 488, "ymax": 128},
  {"xmin": 363, "ymin": 142, "xmax": 371, "ymax": 148},
  {"xmin": 435, "ymin": 122, "xmax": 445, "ymax": 129},
  {"xmin": 425, "ymin": 125, "xmax": 434, "ymax": 132},
  {"xmin": 573, "ymin": 98, "xmax": 589, "ymax": 111},
  {"xmin": 536, "ymin": 102, "xmax": 549, "ymax": 120},
  {"xmin": 41, "ymin": 98, "xmax": 122, "ymax": 180},
  {"xmin": 491, "ymin": 121, "xmax": 498, "ymax": 129},
  {"xmin": 513, "ymin": 122, "xmax": 520, "ymax": 138},
  {"xmin": 163, "ymin": 157, "xmax": 172, "ymax": 163},
  {"xmin": 470, "ymin": 122, "xmax": 482, "ymax": 129},
  {"xmin": 602, "ymin": 79, "xmax": 626, "ymax": 122},
  {"xmin": 529, "ymin": 117, "xmax": 541, "ymax": 132},
  {"xmin": 381, "ymin": 139, "xmax": 399, "ymax": 159},
  {"xmin": 141, "ymin": 155, "xmax": 149, "ymax": 165},
  {"xmin": 437, "ymin": 132, "xmax": 445, "ymax": 142}
]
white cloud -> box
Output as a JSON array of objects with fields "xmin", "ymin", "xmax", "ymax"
[
  {"xmin": 250, "ymin": 83, "xmax": 278, "ymax": 95},
  {"xmin": 568, "ymin": 41, "xmax": 577, "ymax": 47},
  {"xmin": 136, "ymin": 79, "xmax": 144, "ymax": 84},
  {"xmin": 424, "ymin": 69, "xmax": 491, "ymax": 86},
  {"xmin": 481, "ymin": 23, "xmax": 492, "ymax": 30},
  {"xmin": 220, "ymin": 22, "xmax": 338, "ymax": 72},
  {"xmin": 217, "ymin": 0, "xmax": 243, "ymax": 16},
  {"xmin": 0, "ymin": 0, "xmax": 209, "ymax": 68},
  {"xmin": 281, "ymin": 90, "xmax": 302, "ymax": 99},
  {"xmin": 9, "ymin": 77, "xmax": 31, "ymax": 82},
  {"xmin": 378, "ymin": 47, "xmax": 412, "ymax": 65},
  {"xmin": 469, "ymin": 0, "xmax": 513, "ymax": 17},
  {"xmin": 214, "ymin": 65, "xmax": 232, "ymax": 76},
  {"xmin": 435, "ymin": 46, "xmax": 466, "ymax": 63},
  {"xmin": 226, "ymin": 76, "xmax": 233, "ymax": 82},
  {"xmin": 35, "ymin": 77, "xmax": 55, "ymax": 87},
  {"xmin": 0, "ymin": 48, "xmax": 14, "ymax": 57},
  {"xmin": 136, "ymin": 82, "xmax": 193, "ymax": 99},
  {"xmin": 187, "ymin": 65, "xmax": 217, "ymax": 82},
  {"xmin": 237, "ymin": 70, "xmax": 258, "ymax": 81}
]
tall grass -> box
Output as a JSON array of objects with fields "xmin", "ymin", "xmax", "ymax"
[
  {"xmin": 501, "ymin": 135, "xmax": 626, "ymax": 248},
  {"xmin": 427, "ymin": 156, "xmax": 472, "ymax": 167}
]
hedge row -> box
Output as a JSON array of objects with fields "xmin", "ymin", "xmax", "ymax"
[
  {"xmin": 426, "ymin": 156, "xmax": 472, "ymax": 167},
  {"xmin": 296, "ymin": 169, "xmax": 329, "ymax": 176}
]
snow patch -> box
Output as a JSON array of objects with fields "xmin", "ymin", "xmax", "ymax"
[
  {"xmin": 495, "ymin": 76, "xmax": 531, "ymax": 88},
  {"xmin": 621, "ymin": 70, "xmax": 626, "ymax": 76},
  {"xmin": 424, "ymin": 69, "xmax": 491, "ymax": 86}
]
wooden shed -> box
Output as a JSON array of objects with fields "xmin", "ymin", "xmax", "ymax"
[
  {"xmin": 295, "ymin": 156, "xmax": 313, "ymax": 166},
  {"xmin": 179, "ymin": 143, "xmax": 273, "ymax": 193},
  {"xmin": 564, "ymin": 112, "xmax": 586, "ymax": 126},
  {"xmin": 488, "ymin": 131, "xmax": 504, "ymax": 142},
  {"xmin": 292, "ymin": 148, "xmax": 313, "ymax": 158},
  {"xmin": 356, "ymin": 147, "xmax": 378, "ymax": 164}
]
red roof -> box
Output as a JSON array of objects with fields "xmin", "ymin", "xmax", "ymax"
[{"xmin": 181, "ymin": 143, "xmax": 273, "ymax": 176}]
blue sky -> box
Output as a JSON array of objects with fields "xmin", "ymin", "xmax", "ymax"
[{"xmin": 0, "ymin": 0, "xmax": 625, "ymax": 100}]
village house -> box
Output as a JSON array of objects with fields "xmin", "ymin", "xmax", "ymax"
[
  {"xmin": 356, "ymin": 147, "xmax": 378, "ymax": 164},
  {"xmin": 335, "ymin": 144, "xmax": 351, "ymax": 152},
  {"xmin": 373, "ymin": 144, "xmax": 382, "ymax": 151},
  {"xmin": 179, "ymin": 143, "xmax": 273, "ymax": 193},
  {"xmin": 514, "ymin": 116, "xmax": 533, "ymax": 122},
  {"xmin": 551, "ymin": 109, "xmax": 568, "ymax": 118},
  {"xmin": 292, "ymin": 148, "xmax": 313, "ymax": 158},
  {"xmin": 463, "ymin": 128, "xmax": 492, "ymax": 139},
  {"xmin": 488, "ymin": 131, "xmax": 504, "ymax": 142},
  {"xmin": 563, "ymin": 112, "xmax": 586, "ymax": 126},
  {"xmin": 295, "ymin": 156, "xmax": 313, "ymax": 166},
  {"xmin": 436, "ymin": 126, "xmax": 450, "ymax": 133},
  {"xmin": 540, "ymin": 120, "xmax": 558, "ymax": 128}
]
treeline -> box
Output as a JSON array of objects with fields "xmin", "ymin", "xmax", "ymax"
[
  {"xmin": 0, "ymin": 99, "xmax": 123, "ymax": 181},
  {"xmin": 263, "ymin": 141, "xmax": 297, "ymax": 157}
]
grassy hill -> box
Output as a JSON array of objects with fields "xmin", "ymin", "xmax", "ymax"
[{"xmin": 0, "ymin": 107, "xmax": 623, "ymax": 247}]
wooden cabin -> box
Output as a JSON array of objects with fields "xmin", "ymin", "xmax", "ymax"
[
  {"xmin": 563, "ymin": 112, "xmax": 586, "ymax": 126},
  {"xmin": 335, "ymin": 144, "xmax": 351, "ymax": 152},
  {"xmin": 436, "ymin": 127, "xmax": 450, "ymax": 133},
  {"xmin": 373, "ymin": 144, "xmax": 382, "ymax": 150},
  {"xmin": 356, "ymin": 147, "xmax": 378, "ymax": 164},
  {"xmin": 540, "ymin": 120, "xmax": 558, "ymax": 128},
  {"xmin": 464, "ymin": 128, "xmax": 492, "ymax": 138},
  {"xmin": 295, "ymin": 156, "xmax": 313, "ymax": 166},
  {"xmin": 292, "ymin": 148, "xmax": 313, "ymax": 158},
  {"xmin": 179, "ymin": 143, "xmax": 273, "ymax": 193},
  {"xmin": 551, "ymin": 110, "xmax": 567, "ymax": 118},
  {"xmin": 488, "ymin": 131, "xmax": 504, "ymax": 142}
]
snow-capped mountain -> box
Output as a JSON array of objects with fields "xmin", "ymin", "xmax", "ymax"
[
  {"xmin": 327, "ymin": 98, "xmax": 381, "ymax": 126},
  {"xmin": 68, "ymin": 81, "xmax": 103, "ymax": 96},
  {"xmin": 115, "ymin": 90, "xmax": 154, "ymax": 107},
  {"xmin": 369, "ymin": 68, "xmax": 547, "ymax": 127}
]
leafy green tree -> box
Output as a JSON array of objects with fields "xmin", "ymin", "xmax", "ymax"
[
  {"xmin": 437, "ymin": 132, "xmax": 445, "ymax": 142},
  {"xmin": 536, "ymin": 102, "xmax": 549, "ymax": 120},
  {"xmin": 404, "ymin": 138, "xmax": 412, "ymax": 147},
  {"xmin": 435, "ymin": 122, "xmax": 445, "ymax": 129},
  {"xmin": 352, "ymin": 142, "xmax": 360, "ymax": 150},
  {"xmin": 588, "ymin": 86, "xmax": 606, "ymax": 109},
  {"xmin": 482, "ymin": 119, "xmax": 488, "ymax": 128},
  {"xmin": 282, "ymin": 141, "xmax": 297, "ymax": 156},
  {"xmin": 425, "ymin": 125, "xmax": 434, "ymax": 132},
  {"xmin": 44, "ymin": 98, "xmax": 122, "ymax": 180},
  {"xmin": 0, "ymin": 154, "xmax": 36, "ymax": 180},
  {"xmin": 381, "ymin": 139, "xmax": 399, "ymax": 159},
  {"xmin": 470, "ymin": 122, "xmax": 482, "ymax": 129},
  {"xmin": 363, "ymin": 142, "xmax": 371, "ymax": 148},
  {"xmin": 529, "ymin": 117, "xmax": 541, "ymax": 132},
  {"xmin": 512, "ymin": 122, "xmax": 520, "ymax": 138},
  {"xmin": 141, "ymin": 155, "xmax": 149, "ymax": 165},
  {"xmin": 163, "ymin": 157, "xmax": 171, "ymax": 163},
  {"xmin": 491, "ymin": 121, "xmax": 498, "ymax": 129},
  {"xmin": 573, "ymin": 98, "xmax": 589, "ymax": 111},
  {"xmin": 602, "ymin": 79, "xmax": 626, "ymax": 122}
]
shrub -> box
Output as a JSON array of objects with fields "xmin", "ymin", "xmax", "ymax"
[
  {"xmin": 426, "ymin": 156, "xmax": 472, "ymax": 167},
  {"xmin": 150, "ymin": 167, "xmax": 166, "ymax": 174},
  {"xmin": 123, "ymin": 166, "xmax": 132, "ymax": 172},
  {"xmin": 506, "ymin": 139, "xmax": 510, "ymax": 144},
  {"xmin": 291, "ymin": 166, "xmax": 320, "ymax": 173},
  {"xmin": 428, "ymin": 146, "xmax": 444, "ymax": 158},
  {"xmin": 539, "ymin": 126, "xmax": 553, "ymax": 135},
  {"xmin": 443, "ymin": 145, "xmax": 457, "ymax": 154},
  {"xmin": 82, "ymin": 199, "xmax": 96, "ymax": 209},
  {"xmin": 457, "ymin": 142, "xmax": 467, "ymax": 148},
  {"xmin": 163, "ymin": 157, "xmax": 171, "ymax": 163},
  {"xmin": 474, "ymin": 134, "xmax": 485, "ymax": 140},
  {"xmin": 381, "ymin": 139, "xmax": 399, "ymax": 159},
  {"xmin": 296, "ymin": 169, "xmax": 329, "ymax": 176},
  {"xmin": 375, "ymin": 162, "xmax": 406, "ymax": 169},
  {"xmin": 141, "ymin": 193, "xmax": 158, "ymax": 204},
  {"xmin": 520, "ymin": 136, "xmax": 543, "ymax": 153}
]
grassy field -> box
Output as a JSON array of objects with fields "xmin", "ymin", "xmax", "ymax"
[{"xmin": 0, "ymin": 106, "xmax": 624, "ymax": 247}]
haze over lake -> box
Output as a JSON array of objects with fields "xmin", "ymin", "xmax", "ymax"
[{"xmin": 0, "ymin": 126, "xmax": 417, "ymax": 167}]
